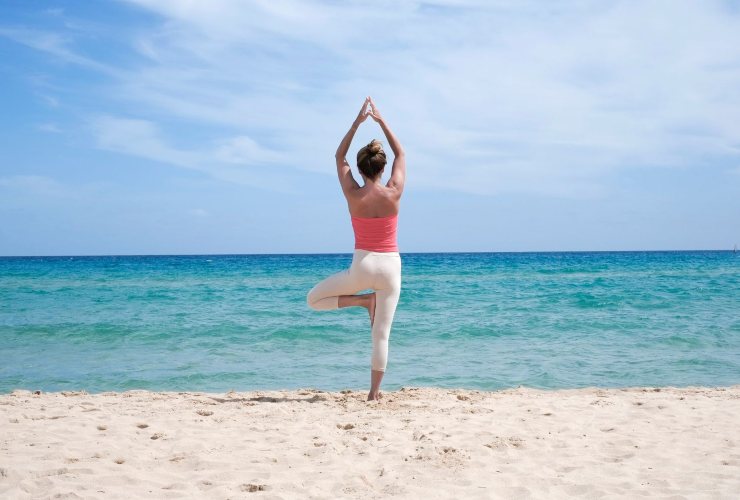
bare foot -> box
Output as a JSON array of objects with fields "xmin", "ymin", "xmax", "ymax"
[
  {"xmin": 367, "ymin": 292, "xmax": 376, "ymax": 327},
  {"xmin": 367, "ymin": 390, "xmax": 382, "ymax": 401}
]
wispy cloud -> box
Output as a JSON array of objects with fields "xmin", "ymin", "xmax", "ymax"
[
  {"xmin": 37, "ymin": 122, "xmax": 62, "ymax": 133},
  {"xmin": 188, "ymin": 208, "xmax": 208, "ymax": 217},
  {"xmin": 0, "ymin": 175, "xmax": 113, "ymax": 200},
  {"xmin": 4, "ymin": 1, "xmax": 740, "ymax": 197},
  {"xmin": 113, "ymin": 0, "xmax": 740, "ymax": 195},
  {"xmin": 38, "ymin": 94, "xmax": 60, "ymax": 108},
  {"xmin": 0, "ymin": 26, "xmax": 115, "ymax": 74},
  {"xmin": 0, "ymin": 175, "xmax": 66, "ymax": 195},
  {"xmin": 92, "ymin": 116, "xmax": 295, "ymax": 189},
  {"xmin": 93, "ymin": 117, "xmax": 199, "ymax": 168}
]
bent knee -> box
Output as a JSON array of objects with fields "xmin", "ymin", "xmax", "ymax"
[
  {"xmin": 307, "ymin": 287, "xmax": 336, "ymax": 310},
  {"xmin": 306, "ymin": 289, "xmax": 319, "ymax": 309}
]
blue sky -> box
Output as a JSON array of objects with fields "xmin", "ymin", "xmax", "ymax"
[{"xmin": 1, "ymin": 0, "xmax": 738, "ymax": 255}]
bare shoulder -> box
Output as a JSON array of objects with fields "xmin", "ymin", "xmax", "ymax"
[
  {"xmin": 385, "ymin": 183, "xmax": 403, "ymax": 198},
  {"xmin": 342, "ymin": 186, "xmax": 362, "ymax": 206},
  {"xmin": 373, "ymin": 184, "xmax": 401, "ymax": 202}
]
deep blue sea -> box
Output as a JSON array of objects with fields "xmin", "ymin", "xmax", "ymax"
[{"xmin": 1, "ymin": 252, "xmax": 738, "ymax": 393}]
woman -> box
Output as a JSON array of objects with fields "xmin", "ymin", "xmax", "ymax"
[{"xmin": 307, "ymin": 96, "xmax": 405, "ymax": 401}]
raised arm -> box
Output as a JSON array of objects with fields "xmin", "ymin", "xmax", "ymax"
[
  {"xmin": 368, "ymin": 97, "xmax": 405, "ymax": 193},
  {"xmin": 335, "ymin": 97, "xmax": 370, "ymax": 196}
]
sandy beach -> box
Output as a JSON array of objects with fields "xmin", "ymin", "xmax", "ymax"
[{"xmin": 1, "ymin": 385, "xmax": 738, "ymax": 499}]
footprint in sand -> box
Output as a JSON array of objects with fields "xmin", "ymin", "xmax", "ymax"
[
  {"xmin": 196, "ymin": 409, "xmax": 214, "ymax": 416},
  {"xmin": 113, "ymin": 458, "xmax": 125, "ymax": 464},
  {"xmin": 150, "ymin": 432, "xmax": 164, "ymax": 440},
  {"xmin": 484, "ymin": 437, "xmax": 525, "ymax": 450},
  {"xmin": 412, "ymin": 431, "xmax": 427, "ymax": 441},
  {"xmin": 162, "ymin": 483, "xmax": 187, "ymax": 490},
  {"xmin": 337, "ymin": 423, "xmax": 355, "ymax": 430},
  {"xmin": 240, "ymin": 483, "xmax": 268, "ymax": 492},
  {"xmin": 97, "ymin": 425, "xmax": 107, "ymax": 431},
  {"xmin": 136, "ymin": 423, "xmax": 149, "ymax": 429}
]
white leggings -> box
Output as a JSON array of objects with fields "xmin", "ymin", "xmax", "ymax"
[{"xmin": 307, "ymin": 250, "xmax": 402, "ymax": 372}]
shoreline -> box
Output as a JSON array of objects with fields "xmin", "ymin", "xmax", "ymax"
[
  {"xmin": 2, "ymin": 385, "xmax": 738, "ymax": 498},
  {"xmin": 3, "ymin": 382, "xmax": 740, "ymax": 396}
]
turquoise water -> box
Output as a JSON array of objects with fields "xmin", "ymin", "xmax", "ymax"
[{"xmin": 1, "ymin": 252, "xmax": 738, "ymax": 393}]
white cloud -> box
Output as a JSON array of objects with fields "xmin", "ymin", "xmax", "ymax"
[
  {"xmin": 5, "ymin": 1, "xmax": 740, "ymax": 196},
  {"xmin": 38, "ymin": 94, "xmax": 60, "ymax": 108},
  {"xmin": 37, "ymin": 122, "xmax": 62, "ymax": 133},
  {"xmin": 0, "ymin": 175, "xmax": 112, "ymax": 200},
  {"xmin": 213, "ymin": 136, "xmax": 285, "ymax": 165},
  {"xmin": 92, "ymin": 116, "xmax": 295, "ymax": 189},
  {"xmin": 188, "ymin": 208, "xmax": 208, "ymax": 217},
  {"xmin": 113, "ymin": 0, "xmax": 740, "ymax": 195},
  {"xmin": 0, "ymin": 27, "xmax": 115, "ymax": 74},
  {"xmin": 43, "ymin": 8, "xmax": 65, "ymax": 17},
  {"xmin": 93, "ymin": 117, "xmax": 198, "ymax": 168},
  {"xmin": 0, "ymin": 175, "xmax": 65, "ymax": 195}
]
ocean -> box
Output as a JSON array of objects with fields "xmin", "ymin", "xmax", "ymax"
[{"xmin": 1, "ymin": 252, "xmax": 738, "ymax": 393}]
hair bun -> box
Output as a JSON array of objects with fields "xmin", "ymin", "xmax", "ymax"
[
  {"xmin": 356, "ymin": 139, "xmax": 388, "ymax": 180},
  {"xmin": 367, "ymin": 139, "xmax": 383, "ymax": 156}
]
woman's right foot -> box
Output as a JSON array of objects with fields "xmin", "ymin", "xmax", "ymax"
[
  {"xmin": 367, "ymin": 390, "xmax": 382, "ymax": 401},
  {"xmin": 368, "ymin": 370, "xmax": 384, "ymax": 402}
]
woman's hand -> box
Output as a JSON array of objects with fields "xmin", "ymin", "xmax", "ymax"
[
  {"xmin": 353, "ymin": 97, "xmax": 371, "ymax": 128},
  {"xmin": 367, "ymin": 96, "xmax": 384, "ymax": 124}
]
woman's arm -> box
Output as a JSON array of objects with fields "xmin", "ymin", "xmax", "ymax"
[
  {"xmin": 335, "ymin": 97, "xmax": 370, "ymax": 196},
  {"xmin": 368, "ymin": 97, "xmax": 405, "ymax": 193}
]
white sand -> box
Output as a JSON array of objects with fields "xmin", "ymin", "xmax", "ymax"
[{"xmin": 1, "ymin": 385, "xmax": 738, "ymax": 499}]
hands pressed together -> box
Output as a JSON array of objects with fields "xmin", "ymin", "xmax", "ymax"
[
  {"xmin": 337, "ymin": 94, "xmax": 404, "ymax": 191},
  {"xmin": 354, "ymin": 96, "xmax": 383, "ymax": 128}
]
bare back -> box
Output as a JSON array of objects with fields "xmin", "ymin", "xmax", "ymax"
[{"xmin": 345, "ymin": 182, "xmax": 400, "ymax": 218}]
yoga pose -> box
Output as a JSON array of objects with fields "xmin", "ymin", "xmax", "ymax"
[{"xmin": 307, "ymin": 96, "xmax": 405, "ymax": 401}]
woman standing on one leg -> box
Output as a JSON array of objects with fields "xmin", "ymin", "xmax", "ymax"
[{"xmin": 307, "ymin": 96, "xmax": 406, "ymax": 401}]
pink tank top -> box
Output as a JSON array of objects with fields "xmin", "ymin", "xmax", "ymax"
[{"xmin": 351, "ymin": 214, "xmax": 399, "ymax": 252}]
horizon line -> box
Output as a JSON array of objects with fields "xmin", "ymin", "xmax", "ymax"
[{"xmin": 0, "ymin": 248, "xmax": 736, "ymax": 258}]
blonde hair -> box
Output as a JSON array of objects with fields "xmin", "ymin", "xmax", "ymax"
[{"xmin": 356, "ymin": 139, "xmax": 387, "ymax": 179}]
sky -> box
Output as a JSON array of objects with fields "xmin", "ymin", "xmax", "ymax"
[{"xmin": 1, "ymin": 0, "xmax": 739, "ymax": 255}]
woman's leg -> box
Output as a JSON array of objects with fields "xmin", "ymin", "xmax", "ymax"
[
  {"xmin": 306, "ymin": 269, "xmax": 359, "ymax": 310},
  {"xmin": 307, "ymin": 251, "xmax": 399, "ymax": 401},
  {"xmin": 368, "ymin": 256, "xmax": 402, "ymax": 400},
  {"xmin": 307, "ymin": 254, "xmax": 373, "ymax": 315},
  {"xmin": 369, "ymin": 287, "xmax": 401, "ymax": 372}
]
